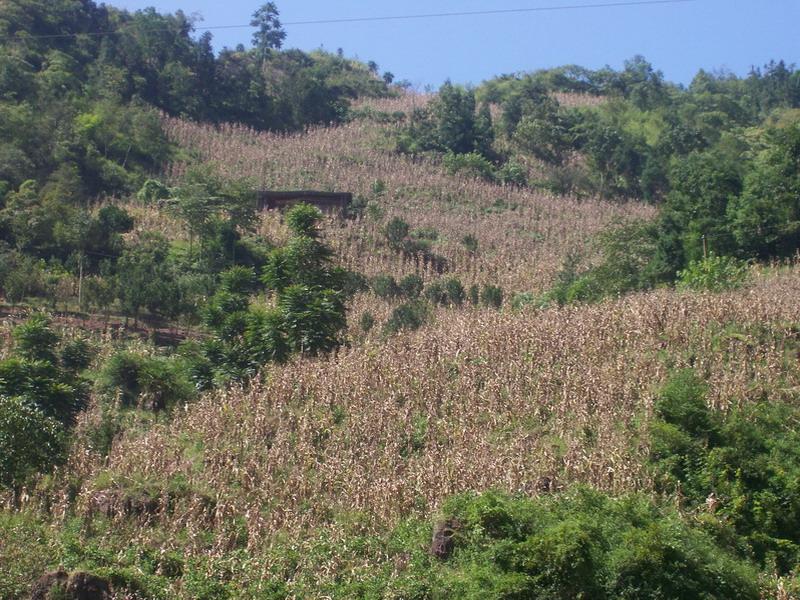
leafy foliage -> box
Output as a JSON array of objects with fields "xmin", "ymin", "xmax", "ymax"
[
  {"xmin": 388, "ymin": 488, "xmax": 759, "ymax": 599},
  {"xmin": 677, "ymin": 255, "xmax": 751, "ymax": 292},
  {"xmin": 0, "ymin": 317, "xmax": 90, "ymax": 489},
  {"xmin": 397, "ymin": 82, "xmax": 494, "ymax": 158},
  {"xmin": 0, "ymin": 395, "xmax": 66, "ymax": 490},
  {"xmin": 189, "ymin": 204, "xmax": 356, "ymax": 387},
  {"xmin": 384, "ymin": 300, "xmax": 430, "ymax": 335},
  {"xmin": 425, "ymin": 278, "xmax": 465, "ymax": 307},
  {"xmin": 97, "ymin": 351, "xmax": 195, "ymax": 411},
  {"xmin": 651, "ymin": 369, "xmax": 800, "ymax": 572}
]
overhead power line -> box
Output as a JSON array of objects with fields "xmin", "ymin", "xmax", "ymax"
[
  {"xmin": 282, "ymin": 0, "xmax": 696, "ymax": 26},
  {"xmin": 0, "ymin": 0, "xmax": 696, "ymax": 41}
]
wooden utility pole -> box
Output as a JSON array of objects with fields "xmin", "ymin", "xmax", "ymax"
[
  {"xmin": 78, "ymin": 253, "xmax": 84, "ymax": 310},
  {"xmin": 702, "ymin": 234, "xmax": 708, "ymax": 260}
]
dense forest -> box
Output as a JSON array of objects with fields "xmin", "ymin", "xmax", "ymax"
[{"xmin": 2, "ymin": 1, "xmax": 800, "ymax": 598}]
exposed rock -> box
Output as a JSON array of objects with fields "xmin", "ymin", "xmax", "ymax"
[
  {"xmin": 536, "ymin": 475, "xmax": 554, "ymax": 493},
  {"xmin": 65, "ymin": 571, "xmax": 112, "ymax": 599},
  {"xmin": 30, "ymin": 570, "xmax": 111, "ymax": 600},
  {"xmin": 430, "ymin": 518, "xmax": 460, "ymax": 560},
  {"xmin": 30, "ymin": 570, "xmax": 68, "ymax": 600},
  {"xmin": 87, "ymin": 489, "xmax": 159, "ymax": 521}
]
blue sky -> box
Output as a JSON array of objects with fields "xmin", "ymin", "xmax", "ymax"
[{"xmin": 115, "ymin": 0, "xmax": 799, "ymax": 90}]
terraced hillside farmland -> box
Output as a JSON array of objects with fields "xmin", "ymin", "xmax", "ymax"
[
  {"xmin": 3, "ymin": 3, "xmax": 800, "ymax": 592},
  {"xmin": 163, "ymin": 96, "xmax": 653, "ymax": 293},
  {"xmin": 8, "ymin": 263, "xmax": 796, "ymax": 598}
]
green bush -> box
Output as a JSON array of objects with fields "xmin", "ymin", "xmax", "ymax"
[
  {"xmin": 359, "ymin": 311, "xmax": 376, "ymax": 333},
  {"xmin": 650, "ymin": 369, "xmax": 800, "ymax": 572},
  {"xmin": 12, "ymin": 313, "xmax": 59, "ymax": 363},
  {"xmin": 461, "ymin": 234, "xmax": 479, "ymax": 254},
  {"xmin": 136, "ymin": 179, "xmax": 171, "ymax": 204},
  {"xmin": 444, "ymin": 278, "xmax": 465, "ymax": 306},
  {"xmin": 443, "ymin": 152, "xmax": 495, "ymax": 182},
  {"xmin": 425, "ymin": 278, "xmax": 465, "ymax": 307},
  {"xmin": 98, "ymin": 351, "xmax": 195, "ymax": 411},
  {"xmin": 543, "ymin": 221, "xmax": 661, "ymax": 306},
  {"xmin": 496, "ymin": 160, "xmax": 528, "ymax": 187},
  {"xmin": 398, "ymin": 274, "xmax": 424, "ymax": 299},
  {"xmin": 468, "ymin": 284, "xmax": 480, "ymax": 306},
  {"xmin": 384, "ymin": 301, "xmax": 430, "ymax": 335},
  {"xmin": 411, "ymin": 227, "xmax": 439, "ymax": 242},
  {"xmin": 510, "ymin": 291, "xmax": 538, "ymax": 310},
  {"xmin": 0, "ymin": 395, "xmax": 66, "ymax": 490},
  {"xmin": 384, "ymin": 217, "xmax": 410, "ymax": 249},
  {"xmin": 0, "ymin": 511, "xmax": 54, "ymax": 599},
  {"xmin": 0, "ymin": 317, "xmax": 88, "ymax": 426},
  {"xmin": 677, "ymin": 254, "xmax": 750, "ymax": 292},
  {"xmin": 480, "ymin": 284, "xmax": 504, "ymax": 309},
  {"xmin": 60, "ymin": 339, "xmax": 93, "ymax": 372},
  {"xmin": 371, "ymin": 274, "xmax": 400, "ymax": 299},
  {"xmin": 285, "ymin": 203, "xmax": 323, "ymax": 238},
  {"xmin": 389, "ymin": 488, "xmax": 759, "ymax": 599}
]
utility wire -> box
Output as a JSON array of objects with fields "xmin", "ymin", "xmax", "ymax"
[
  {"xmin": 282, "ymin": 0, "xmax": 696, "ymax": 26},
  {"xmin": 0, "ymin": 0, "xmax": 696, "ymax": 41}
]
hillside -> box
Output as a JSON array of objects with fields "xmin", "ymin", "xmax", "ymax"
[
  {"xmin": 161, "ymin": 95, "xmax": 653, "ymax": 293},
  {"xmin": 7, "ymin": 256, "xmax": 800, "ymax": 597},
  {"xmin": 3, "ymin": 2, "xmax": 800, "ymax": 598}
]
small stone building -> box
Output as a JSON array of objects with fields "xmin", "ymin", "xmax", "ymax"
[{"xmin": 257, "ymin": 190, "xmax": 352, "ymax": 216}]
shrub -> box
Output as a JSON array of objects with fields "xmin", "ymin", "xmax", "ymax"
[
  {"xmin": 411, "ymin": 227, "xmax": 439, "ymax": 241},
  {"xmin": 244, "ymin": 306, "xmax": 290, "ymax": 366},
  {"xmin": 60, "ymin": 339, "xmax": 93, "ymax": 372},
  {"xmin": 359, "ymin": 311, "xmax": 375, "ymax": 333},
  {"xmin": 443, "ymin": 152, "xmax": 495, "ymax": 182},
  {"xmin": 398, "ymin": 274, "xmax": 424, "ymax": 299},
  {"xmin": 425, "ymin": 278, "xmax": 466, "ymax": 307},
  {"xmin": 371, "ymin": 274, "xmax": 400, "ymax": 299},
  {"xmin": 650, "ymin": 369, "xmax": 800, "ymax": 572},
  {"xmin": 98, "ymin": 352, "xmax": 194, "ymax": 411},
  {"xmin": 279, "ymin": 285, "xmax": 346, "ymax": 355},
  {"xmin": 677, "ymin": 254, "xmax": 750, "ymax": 292},
  {"xmin": 461, "ymin": 234, "xmax": 479, "ymax": 254},
  {"xmin": 384, "ymin": 217, "xmax": 410, "ymax": 249},
  {"xmin": 0, "ymin": 318, "xmax": 88, "ymax": 426},
  {"xmin": 496, "ymin": 160, "xmax": 528, "ymax": 187},
  {"xmin": 480, "ymin": 284, "xmax": 504, "ymax": 309},
  {"xmin": 392, "ymin": 488, "xmax": 760, "ymax": 599},
  {"xmin": 2, "ymin": 257, "xmax": 46, "ymax": 304},
  {"xmin": 384, "ymin": 301, "xmax": 430, "ymax": 335},
  {"xmin": 136, "ymin": 179, "xmax": 171, "ymax": 204},
  {"xmin": 424, "ymin": 281, "xmax": 447, "ymax": 305},
  {"xmin": 511, "ymin": 291, "xmax": 537, "ymax": 310},
  {"xmin": 0, "ymin": 395, "xmax": 66, "ymax": 490},
  {"xmin": 468, "ymin": 284, "xmax": 480, "ymax": 306},
  {"xmin": 444, "ymin": 278, "xmax": 466, "ymax": 306},
  {"xmin": 12, "ymin": 313, "xmax": 59, "ymax": 363},
  {"xmin": 285, "ymin": 202, "xmax": 323, "ymax": 238},
  {"xmin": 219, "ymin": 265, "xmax": 258, "ymax": 296}
]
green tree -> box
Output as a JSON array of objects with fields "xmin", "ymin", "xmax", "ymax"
[
  {"xmin": 279, "ymin": 284, "xmax": 346, "ymax": 354},
  {"xmin": 728, "ymin": 122, "xmax": 800, "ymax": 258},
  {"xmin": 432, "ymin": 81, "xmax": 477, "ymax": 154},
  {"xmin": 0, "ymin": 395, "xmax": 66, "ymax": 491},
  {"xmin": 251, "ymin": 3, "xmax": 286, "ymax": 56},
  {"xmin": 115, "ymin": 233, "xmax": 179, "ymax": 323}
]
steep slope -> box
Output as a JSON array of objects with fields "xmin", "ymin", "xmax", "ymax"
[{"xmin": 163, "ymin": 95, "xmax": 654, "ymax": 294}]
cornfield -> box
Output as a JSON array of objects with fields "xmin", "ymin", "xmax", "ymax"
[
  {"xmin": 46, "ymin": 267, "xmax": 800, "ymax": 576},
  {"xmin": 161, "ymin": 97, "xmax": 652, "ymax": 293},
  {"xmin": 5, "ymin": 93, "xmax": 800, "ymax": 596}
]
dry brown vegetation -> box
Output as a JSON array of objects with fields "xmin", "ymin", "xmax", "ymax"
[
  {"xmin": 38, "ymin": 266, "xmax": 797, "ymax": 579},
  {"xmin": 6, "ymin": 91, "xmax": 800, "ymax": 597},
  {"xmin": 162, "ymin": 97, "xmax": 651, "ymax": 292}
]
